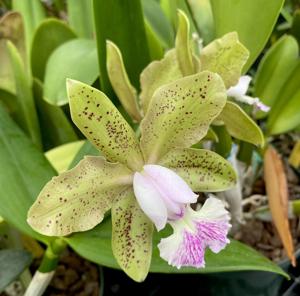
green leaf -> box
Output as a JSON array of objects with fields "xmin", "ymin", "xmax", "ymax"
[
  {"xmin": 44, "ymin": 39, "xmax": 99, "ymax": 106},
  {"xmin": 140, "ymin": 49, "xmax": 182, "ymax": 114},
  {"xmin": 159, "ymin": 148, "xmax": 236, "ymax": 192},
  {"xmin": 45, "ymin": 141, "xmax": 85, "ymax": 173},
  {"xmin": 267, "ymin": 61, "xmax": 300, "ymax": 135},
  {"xmin": 291, "ymin": 10, "xmax": 300, "ymax": 46},
  {"xmin": 0, "ymin": 12, "xmax": 26, "ymax": 93},
  {"xmin": 33, "ymin": 79, "xmax": 78, "ymax": 150},
  {"xmin": 254, "ymin": 35, "xmax": 299, "ymax": 119},
  {"xmin": 69, "ymin": 140, "xmax": 99, "ymax": 169},
  {"xmin": 12, "ymin": 0, "xmax": 45, "ymax": 57},
  {"xmin": 0, "ymin": 103, "xmax": 55, "ymax": 244},
  {"xmin": 213, "ymin": 125, "xmax": 232, "ymax": 159},
  {"xmin": 268, "ymin": 89, "xmax": 300, "ymax": 135},
  {"xmin": 175, "ymin": 10, "xmax": 195, "ymax": 76},
  {"xmin": 0, "ymin": 249, "xmax": 32, "ymax": 292},
  {"xmin": 31, "ymin": 19, "xmax": 76, "ymax": 81},
  {"xmin": 7, "ymin": 41, "xmax": 42, "ymax": 149},
  {"xmin": 66, "ymin": 217, "xmax": 287, "ymax": 277},
  {"xmin": 93, "ymin": 0, "xmax": 150, "ymax": 96},
  {"xmin": 142, "ymin": 0, "xmax": 174, "ymax": 48},
  {"xmin": 0, "ymin": 88, "xmax": 18, "ymax": 120},
  {"xmin": 106, "ymin": 41, "xmax": 142, "ymax": 122},
  {"xmin": 67, "ymin": 0, "xmax": 94, "ymax": 39},
  {"xmin": 186, "ymin": 0, "xmax": 215, "ymax": 44},
  {"xmin": 112, "ymin": 188, "xmax": 153, "ymax": 282},
  {"xmin": 210, "ymin": 0, "xmax": 284, "ymax": 71},
  {"xmin": 144, "ymin": 20, "xmax": 165, "ymax": 61},
  {"xmin": 218, "ymin": 102, "xmax": 264, "ymax": 147},
  {"xmin": 28, "ymin": 156, "xmax": 133, "ymax": 236},
  {"xmin": 67, "ymin": 79, "xmax": 144, "ymax": 171},
  {"xmin": 200, "ymin": 32, "xmax": 249, "ymax": 88},
  {"xmin": 140, "ymin": 71, "xmax": 227, "ymax": 163}
]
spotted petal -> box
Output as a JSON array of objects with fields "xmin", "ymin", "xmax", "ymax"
[
  {"xmin": 200, "ymin": 32, "xmax": 249, "ymax": 88},
  {"xmin": 27, "ymin": 156, "xmax": 132, "ymax": 236},
  {"xmin": 140, "ymin": 49, "xmax": 182, "ymax": 114},
  {"xmin": 112, "ymin": 187, "xmax": 153, "ymax": 282},
  {"xmin": 159, "ymin": 148, "xmax": 236, "ymax": 192},
  {"xmin": 158, "ymin": 196, "xmax": 231, "ymax": 268},
  {"xmin": 140, "ymin": 71, "xmax": 227, "ymax": 163},
  {"xmin": 67, "ymin": 79, "xmax": 144, "ymax": 171}
]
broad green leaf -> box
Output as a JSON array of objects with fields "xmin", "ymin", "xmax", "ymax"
[
  {"xmin": 28, "ymin": 156, "xmax": 133, "ymax": 236},
  {"xmin": 0, "ymin": 88, "xmax": 18, "ymax": 120},
  {"xmin": 0, "ymin": 12, "xmax": 26, "ymax": 93},
  {"xmin": 112, "ymin": 188, "xmax": 153, "ymax": 282},
  {"xmin": 7, "ymin": 41, "xmax": 41, "ymax": 149},
  {"xmin": 202, "ymin": 128, "xmax": 218, "ymax": 142},
  {"xmin": 161, "ymin": 0, "xmax": 198, "ymax": 35},
  {"xmin": 67, "ymin": 80, "xmax": 144, "ymax": 171},
  {"xmin": 291, "ymin": 10, "xmax": 300, "ymax": 45},
  {"xmin": 66, "ymin": 217, "xmax": 287, "ymax": 277},
  {"xmin": 31, "ymin": 19, "xmax": 76, "ymax": 81},
  {"xmin": 175, "ymin": 10, "xmax": 195, "ymax": 76},
  {"xmin": 210, "ymin": 0, "xmax": 284, "ymax": 71},
  {"xmin": 140, "ymin": 71, "xmax": 227, "ymax": 163},
  {"xmin": 0, "ymin": 249, "xmax": 32, "ymax": 292},
  {"xmin": 142, "ymin": 0, "xmax": 174, "ymax": 48},
  {"xmin": 12, "ymin": 0, "xmax": 45, "ymax": 57},
  {"xmin": 33, "ymin": 79, "xmax": 78, "ymax": 150},
  {"xmin": 44, "ymin": 39, "xmax": 99, "ymax": 106},
  {"xmin": 69, "ymin": 140, "xmax": 99, "ymax": 169},
  {"xmin": 140, "ymin": 49, "xmax": 182, "ymax": 114},
  {"xmin": 213, "ymin": 125, "xmax": 232, "ymax": 159},
  {"xmin": 106, "ymin": 41, "xmax": 142, "ymax": 122},
  {"xmin": 218, "ymin": 102, "xmax": 264, "ymax": 147},
  {"xmin": 268, "ymin": 89, "xmax": 300, "ymax": 135},
  {"xmin": 200, "ymin": 32, "xmax": 249, "ymax": 88},
  {"xmin": 0, "ymin": 104, "xmax": 54, "ymax": 244},
  {"xmin": 254, "ymin": 35, "xmax": 299, "ymax": 119},
  {"xmin": 93, "ymin": 0, "xmax": 150, "ymax": 96},
  {"xmin": 144, "ymin": 20, "xmax": 164, "ymax": 61},
  {"xmin": 45, "ymin": 141, "xmax": 85, "ymax": 173},
  {"xmin": 186, "ymin": 0, "xmax": 215, "ymax": 44},
  {"xmin": 267, "ymin": 61, "xmax": 300, "ymax": 135},
  {"xmin": 159, "ymin": 148, "xmax": 236, "ymax": 192},
  {"xmin": 67, "ymin": 0, "xmax": 94, "ymax": 38}
]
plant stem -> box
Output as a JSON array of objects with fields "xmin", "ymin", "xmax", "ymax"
[{"xmin": 24, "ymin": 238, "xmax": 67, "ymax": 296}]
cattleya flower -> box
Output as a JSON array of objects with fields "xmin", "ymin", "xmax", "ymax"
[
  {"xmin": 28, "ymin": 71, "xmax": 236, "ymax": 282},
  {"xmin": 227, "ymin": 75, "xmax": 270, "ymax": 112}
]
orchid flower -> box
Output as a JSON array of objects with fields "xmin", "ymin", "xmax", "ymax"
[
  {"xmin": 28, "ymin": 71, "xmax": 236, "ymax": 282},
  {"xmin": 227, "ymin": 75, "xmax": 270, "ymax": 112}
]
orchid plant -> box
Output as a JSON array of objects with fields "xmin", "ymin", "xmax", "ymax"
[{"xmin": 27, "ymin": 11, "xmax": 267, "ymax": 282}]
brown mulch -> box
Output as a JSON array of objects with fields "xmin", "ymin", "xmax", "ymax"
[
  {"xmin": 44, "ymin": 249, "xmax": 100, "ymax": 296},
  {"xmin": 235, "ymin": 133, "xmax": 300, "ymax": 263}
]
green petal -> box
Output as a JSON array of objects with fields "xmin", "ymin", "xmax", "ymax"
[
  {"xmin": 67, "ymin": 79, "xmax": 144, "ymax": 171},
  {"xmin": 106, "ymin": 41, "xmax": 142, "ymax": 122},
  {"xmin": 200, "ymin": 32, "xmax": 249, "ymax": 88},
  {"xmin": 175, "ymin": 10, "xmax": 195, "ymax": 76},
  {"xmin": 159, "ymin": 148, "xmax": 236, "ymax": 192},
  {"xmin": 140, "ymin": 49, "xmax": 182, "ymax": 114},
  {"xmin": 27, "ymin": 156, "xmax": 133, "ymax": 236},
  {"xmin": 140, "ymin": 71, "xmax": 227, "ymax": 163},
  {"xmin": 112, "ymin": 187, "xmax": 153, "ymax": 282},
  {"xmin": 218, "ymin": 101, "xmax": 264, "ymax": 147}
]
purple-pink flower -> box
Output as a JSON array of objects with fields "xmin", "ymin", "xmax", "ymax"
[{"xmin": 133, "ymin": 164, "xmax": 231, "ymax": 268}]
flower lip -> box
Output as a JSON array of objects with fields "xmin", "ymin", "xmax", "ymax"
[{"xmin": 158, "ymin": 196, "xmax": 231, "ymax": 269}]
